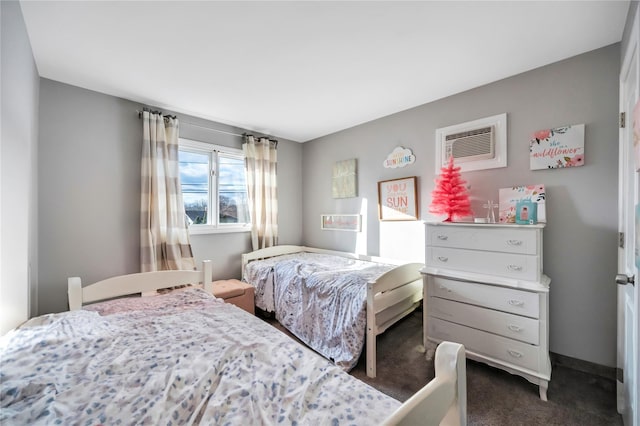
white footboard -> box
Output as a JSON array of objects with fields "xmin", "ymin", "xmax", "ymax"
[
  {"xmin": 382, "ymin": 341, "xmax": 467, "ymax": 426},
  {"xmin": 366, "ymin": 262, "xmax": 424, "ymax": 378}
]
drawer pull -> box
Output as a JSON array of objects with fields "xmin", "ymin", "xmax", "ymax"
[
  {"xmin": 508, "ymin": 299, "xmax": 524, "ymax": 307},
  {"xmin": 507, "ymin": 239, "xmax": 523, "ymax": 246},
  {"xmin": 437, "ymin": 235, "xmax": 449, "ymax": 241},
  {"xmin": 507, "ymin": 324, "xmax": 523, "ymax": 332},
  {"xmin": 438, "ymin": 285, "xmax": 452, "ymax": 293},
  {"xmin": 508, "ymin": 264, "xmax": 523, "ymax": 271},
  {"xmin": 507, "ymin": 349, "xmax": 523, "ymax": 358},
  {"xmin": 437, "ymin": 256, "xmax": 449, "ymax": 262}
]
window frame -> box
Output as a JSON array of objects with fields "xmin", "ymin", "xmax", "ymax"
[{"xmin": 179, "ymin": 138, "xmax": 251, "ymax": 235}]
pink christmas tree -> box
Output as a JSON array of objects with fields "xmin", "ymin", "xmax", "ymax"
[{"xmin": 429, "ymin": 157, "xmax": 473, "ymax": 221}]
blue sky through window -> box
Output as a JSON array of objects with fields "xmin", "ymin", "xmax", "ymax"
[
  {"xmin": 179, "ymin": 150, "xmax": 208, "ymax": 207},
  {"xmin": 179, "ymin": 149, "xmax": 249, "ymax": 224}
]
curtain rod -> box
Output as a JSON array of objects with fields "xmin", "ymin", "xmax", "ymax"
[{"xmin": 136, "ymin": 109, "xmax": 244, "ymax": 138}]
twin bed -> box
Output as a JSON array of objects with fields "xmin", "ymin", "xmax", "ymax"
[
  {"xmin": 1, "ymin": 259, "xmax": 467, "ymax": 425},
  {"xmin": 242, "ymin": 245, "xmax": 424, "ymax": 378}
]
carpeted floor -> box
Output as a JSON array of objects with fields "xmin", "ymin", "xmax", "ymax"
[{"xmin": 264, "ymin": 309, "xmax": 622, "ymax": 425}]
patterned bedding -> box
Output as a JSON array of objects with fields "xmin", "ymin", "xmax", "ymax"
[
  {"xmin": 0, "ymin": 288, "xmax": 400, "ymax": 425},
  {"xmin": 243, "ymin": 253, "xmax": 395, "ymax": 371}
]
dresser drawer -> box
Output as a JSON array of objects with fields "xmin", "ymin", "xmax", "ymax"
[
  {"xmin": 429, "ymin": 297, "xmax": 539, "ymax": 344},
  {"xmin": 427, "ymin": 246, "xmax": 540, "ymax": 282},
  {"xmin": 428, "ymin": 317, "xmax": 541, "ymax": 372},
  {"xmin": 429, "ymin": 276, "xmax": 540, "ymax": 318},
  {"xmin": 427, "ymin": 225, "xmax": 538, "ymax": 255}
]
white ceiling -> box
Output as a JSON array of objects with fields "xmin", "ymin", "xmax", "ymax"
[{"xmin": 20, "ymin": 1, "xmax": 629, "ymax": 142}]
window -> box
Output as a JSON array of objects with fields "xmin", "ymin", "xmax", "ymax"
[{"xmin": 179, "ymin": 138, "xmax": 250, "ymax": 234}]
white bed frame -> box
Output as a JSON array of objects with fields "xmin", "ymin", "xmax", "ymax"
[
  {"xmin": 241, "ymin": 245, "xmax": 424, "ymax": 378},
  {"xmin": 68, "ymin": 260, "xmax": 213, "ymax": 310},
  {"xmin": 67, "ymin": 261, "xmax": 467, "ymax": 425},
  {"xmin": 383, "ymin": 341, "xmax": 467, "ymax": 426}
]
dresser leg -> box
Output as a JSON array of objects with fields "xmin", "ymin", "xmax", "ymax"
[{"xmin": 539, "ymin": 381, "xmax": 548, "ymax": 401}]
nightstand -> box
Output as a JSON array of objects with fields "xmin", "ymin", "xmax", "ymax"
[{"xmin": 211, "ymin": 279, "xmax": 255, "ymax": 315}]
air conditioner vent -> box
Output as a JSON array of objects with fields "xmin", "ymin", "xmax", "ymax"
[
  {"xmin": 445, "ymin": 126, "xmax": 494, "ymax": 163},
  {"xmin": 435, "ymin": 113, "xmax": 507, "ymax": 173}
]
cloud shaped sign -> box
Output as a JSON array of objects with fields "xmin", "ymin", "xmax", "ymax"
[{"xmin": 383, "ymin": 147, "xmax": 415, "ymax": 169}]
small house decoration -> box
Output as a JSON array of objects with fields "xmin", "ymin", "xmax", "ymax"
[
  {"xmin": 515, "ymin": 199, "xmax": 538, "ymax": 224},
  {"xmin": 429, "ymin": 157, "xmax": 473, "ymax": 222}
]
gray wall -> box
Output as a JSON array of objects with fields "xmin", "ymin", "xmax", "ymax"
[
  {"xmin": 622, "ymin": 1, "xmax": 639, "ymax": 63},
  {"xmin": 38, "ymin": 79, "xmax": 302, "ymax": 315},
  {"xmin": 1, "ymin": 0, "xmax": 39, "ymax": 334},
  {"xmin": 302, "ymin": 44, "xmax": 620, "ymax": 367}
]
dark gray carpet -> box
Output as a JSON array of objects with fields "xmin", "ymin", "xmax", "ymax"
[{"xmin": 264, "ymin": 309, "xmax": 622, "ymax": 425}]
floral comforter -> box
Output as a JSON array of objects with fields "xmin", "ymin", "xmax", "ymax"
[
  {"xmin": 243, "ymin": 253, "xmax": 395, "ymax": 371},
  {"xmin": 0, "ymin": 288, "xmax": 399, "ymax": 425}
]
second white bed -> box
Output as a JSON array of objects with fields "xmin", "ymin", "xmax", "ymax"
[{"xmin": 242, "ymin": 245, "xmax": 424, "ymax": 378}]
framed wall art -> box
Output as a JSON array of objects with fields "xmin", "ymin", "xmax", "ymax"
[
  {"xmin": 332, "ymin": 159, "xmax": 357, "ymax": 198},
  {"xmin": 378, "ymin": 176, "xmax": 418, "ymax": 221},
  {"xmin": 530, "ymin": 124, "xmax": 585, "ymax": 170},
  {"xmin": 320, "ymin": 214, "xmax": 361, "ymax": 232}
]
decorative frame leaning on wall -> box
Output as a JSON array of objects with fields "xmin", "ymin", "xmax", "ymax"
[
  {"xmin": 378, "ymin": 176, "xmax": 418, "ymax": 221},
  {"xmin": 499, "ymin": 184, "xmax": 547, "ymax": 223}
]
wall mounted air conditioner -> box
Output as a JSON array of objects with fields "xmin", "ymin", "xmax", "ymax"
[{"xmin": 435, "ymin": 113, "xmax": 507, "ymax": 173}]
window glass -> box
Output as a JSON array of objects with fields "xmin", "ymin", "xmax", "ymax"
[
  {"xmin": 178, "ymin": 139, "xmax": 249, "ymax": 232},
  {"xmin": 180, "ymin": 150, "xmax": 209, "ymax": 225},
  {"xmin": 218, "ymin": 154, "xmax": 249, "ymax": 224}
]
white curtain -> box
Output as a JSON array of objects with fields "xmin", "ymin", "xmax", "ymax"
[
  {"xmin": 243, "ymin": 135, "xmax": 278, "ymax": 250},
  {"xmin": 140, "ymin": 110, "xmax": 195, "ymax": 272}
]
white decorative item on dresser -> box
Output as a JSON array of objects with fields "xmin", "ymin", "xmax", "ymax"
[{"xmin": 423, "ymin": 222, "xmax": 552, "ymax": 401}]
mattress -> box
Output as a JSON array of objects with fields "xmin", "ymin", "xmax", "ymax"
[
  {"xmin": 0, "ymin": 288, "xmax": 399, "ymax": 424},
  {"xmin": 243, "ymin": 252, "xmax": 395, "ymax": 370}
]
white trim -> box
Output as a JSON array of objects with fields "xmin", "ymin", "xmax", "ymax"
[
  {"xmin": 435, "ymin": 113, "xmax": 507, "ymax": 173},
  {"xmin": 179, "ymin": 137, "xmax": 243, "ymax": 155},
  {"xmin": 188, "ymin": 224, "xmax": 251, "ymax": 235},
  {"xmin": 617, "ymin": 5, "xmax": 639, "ymax": 423}
]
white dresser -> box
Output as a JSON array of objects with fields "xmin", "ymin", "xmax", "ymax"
[{"xmin": 423, "ymin": 222, "xmax": 551, "ymax": 400}]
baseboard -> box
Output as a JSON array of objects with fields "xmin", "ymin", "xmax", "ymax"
[{"xmin": 550, "ymin": 352, "xmax": 616, "ymax": 381}]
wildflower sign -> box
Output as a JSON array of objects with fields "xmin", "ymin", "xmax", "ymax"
[{"xmin": 529, "ymin": 124, "xmax": 584, "ymax": 170}]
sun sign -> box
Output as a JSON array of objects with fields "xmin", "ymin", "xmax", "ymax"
[{"xmin": 378, "ymin": 177, "xmax": 418, "ymax": 221}]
